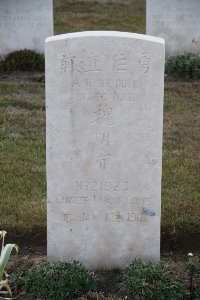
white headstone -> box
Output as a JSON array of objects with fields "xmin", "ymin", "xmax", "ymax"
[
  {"xmin": 0, "ymin": 0, "xmax": 53, "ymax": 57},
  {"xmin": 46, "ymin": 31, "xmax": 165, "ymax": 270},
  {"xmin": 147, "ymin": 0, "xmax": 200, "ymax": 57}
]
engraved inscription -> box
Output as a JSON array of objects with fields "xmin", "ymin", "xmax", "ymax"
[
  {"xmin": 113, "ymin": 92, "xmax": 135, "ymax": 102},
  {"xmin": 71, "ymin": 78, "xmax": 138, "ymax": 89},
  {"xmin": 151, "ymin": 7, "xmax": 200, "ymax": 27},
  {"xmin": 0, "ymin": 9, "xmax": 49, "ymax": 28},
  {"xmin": 59, "ymin": 55, "xmax": 102, "ymax": 73},
  {"xmin": 57, "ymin": 196, "xmax": 89, "ymax": 205},
  {"xmin": 75, "ymin": 181, "xmax": 129, "ymax": 192},
  {"xmin": 96, "ymin": 131, "xmax": 110, "ymax": 145},
  {"xmin": 95, "ymin": 153, "xmax": 111, "ymax": 171},
  {"xmin": 115, "ymin": 79, "xmax": 137, "ymax": 88},
  {"xmin": 63, "ymin": 208, "xmax": 148, "ymax": 224},
  {"xmin": 58, "ymin": 52, "xmax": 153, "ymax": 76},
  {"xmin": 55, "ymin": 195, "xmax": 150, "ymax": 206},
  {"xmin": 105, "ymin": 212, "xmax": 147, "ymax": 223},
  {"xmin": 64, "ymin": 212, "xmax": 90, "ymax": 222},
  {"xmin": 77, "ymin": 91, "xmax": 136, "ymax": 103},
  {"xmin": 139, "ymin": 51, "xmax": 151, "ymax": 74},
  {"xmin": 93, "ymin": 103, "xmax": 115, "ymax": 125},
  {"xmin": 113, "ymin": 54, "xmax": 128, "ymax": 71}
]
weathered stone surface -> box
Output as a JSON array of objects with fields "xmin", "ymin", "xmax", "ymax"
[
  {"xmin": 147, "ymin": 0, "xmax": 200, "ymax": 57},
  {"xmin": 46, "ymin": 31, "xmax": 165, "ymax": 270},
  {"xmin": 0, "ymin": 0, "xmax": 53, "ymax": 56}
]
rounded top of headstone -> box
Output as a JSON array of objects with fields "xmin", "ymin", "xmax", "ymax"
[{"xmin": 45, "ymin": 31, "xmax": 165, "ymax": 45}]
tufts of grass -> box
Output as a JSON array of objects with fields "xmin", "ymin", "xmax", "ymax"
[
  {"xmin": 0, "ymin": 50, "xmax": 44, "ymax": 72},
  {"xmin": 166, "ymin": 53, "xmax": 200, "ymax": 79},
  {"xmin": 0, "ymin": 99, "xmax": 8, "ymax": 108},
  {"xmin": 22, "ymin": 261, "xmax": 97, "ymax": 300},
  {"xmin": 121, "ymin": 259, "xmax": 186, "ymax": 299}
]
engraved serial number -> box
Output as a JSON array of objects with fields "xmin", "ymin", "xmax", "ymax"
[{"xmin": 75, "ymin": 181, "xmax": 129, "ymax": 192}]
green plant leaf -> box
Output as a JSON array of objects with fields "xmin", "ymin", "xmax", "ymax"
[{"xmin": 0, "ymin": 244, "xmax": 18, "ymax": 281}]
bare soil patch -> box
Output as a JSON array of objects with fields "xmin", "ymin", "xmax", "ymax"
[{"xmin": 0, "ymin": 71, "xmax": 44, "ymax": 83}]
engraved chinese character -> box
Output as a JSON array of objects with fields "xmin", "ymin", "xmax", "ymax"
[
  {"xmin": 96, "ymin": 131, "xmax": 109, "ymax": 145},
  {"xmin": 94, "ymin": 103, "xmax": 114, "ymax": 125},
  {"xmin": 113, "ymin": 54, "xmax": 128, "ymax": 71},
  {"xmin": 95, "ymin": 153, "xmax": 110, "ymax": 171},
  {"xmin": 59, "ymin": 55, "xmax": 74, "ymax": 73},
  {"xmin": 83, "ymin": 55, "xmax": 101, "ymax": 72},
  {"xmin": 139, "ymin": 51, "xmax": 151, "ymax": 73},
  {"xmin": 59, "ymin": 54, "xmax": 101, "ymax": 73},
  {"xmin": 127, "ymin": 213, "xmax": 137, "ymax": 223}
]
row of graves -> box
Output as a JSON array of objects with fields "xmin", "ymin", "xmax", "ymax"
[{"xmin": 0, "ymin": 0, "xmax": 199, "ymax": 57}]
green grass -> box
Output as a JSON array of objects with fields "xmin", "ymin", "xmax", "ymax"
[
  {"xmin": 54, "ymin": 0, "xmax": 145, "ymax": 34},
  {"xmin": 0, "ymin": 82, "xmax": 46, "ymax": 240},
  {"xmin": 162, "ymin": 82, "xmax": 200, "ymax": 245}
]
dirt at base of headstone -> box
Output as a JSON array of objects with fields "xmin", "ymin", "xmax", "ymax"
[
  {"xmin": 73, "ymin": 0, "xmax": 132, "ymax": 3},
  {"xmin": 0, "ymin": 71, "xmax": 45, "ymax": 83},
  {"xmin": 6, "ymin": 245, "xmax": 190, "ymax": 300}
]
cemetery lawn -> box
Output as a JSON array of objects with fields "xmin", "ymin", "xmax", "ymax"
[
  {"xmin": 162, "ymin": 81, "xmax": 200, "ymax": 249},
  {"xmin": 0, "ymin": 77, "xmax": 199, "ymax": 249},
  {"xmin": 54, "ymin": 0, "xmax": 145, "ymax": 35},
  {"xmin": 0, "ymin": 79, "xmax": 46, "ymax": 241}
]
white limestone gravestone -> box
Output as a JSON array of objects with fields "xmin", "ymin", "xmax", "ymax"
[
  {"xmin": 0, "ymin": 0, "xmax": 53, "ymax": 57},
  {"xmin": 147, "ymin": 0, "xmax": 200, "ymax": 57},
  {"xmin": 46, "ymin": 31, "xmax": 165, "ymax": 270}
]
